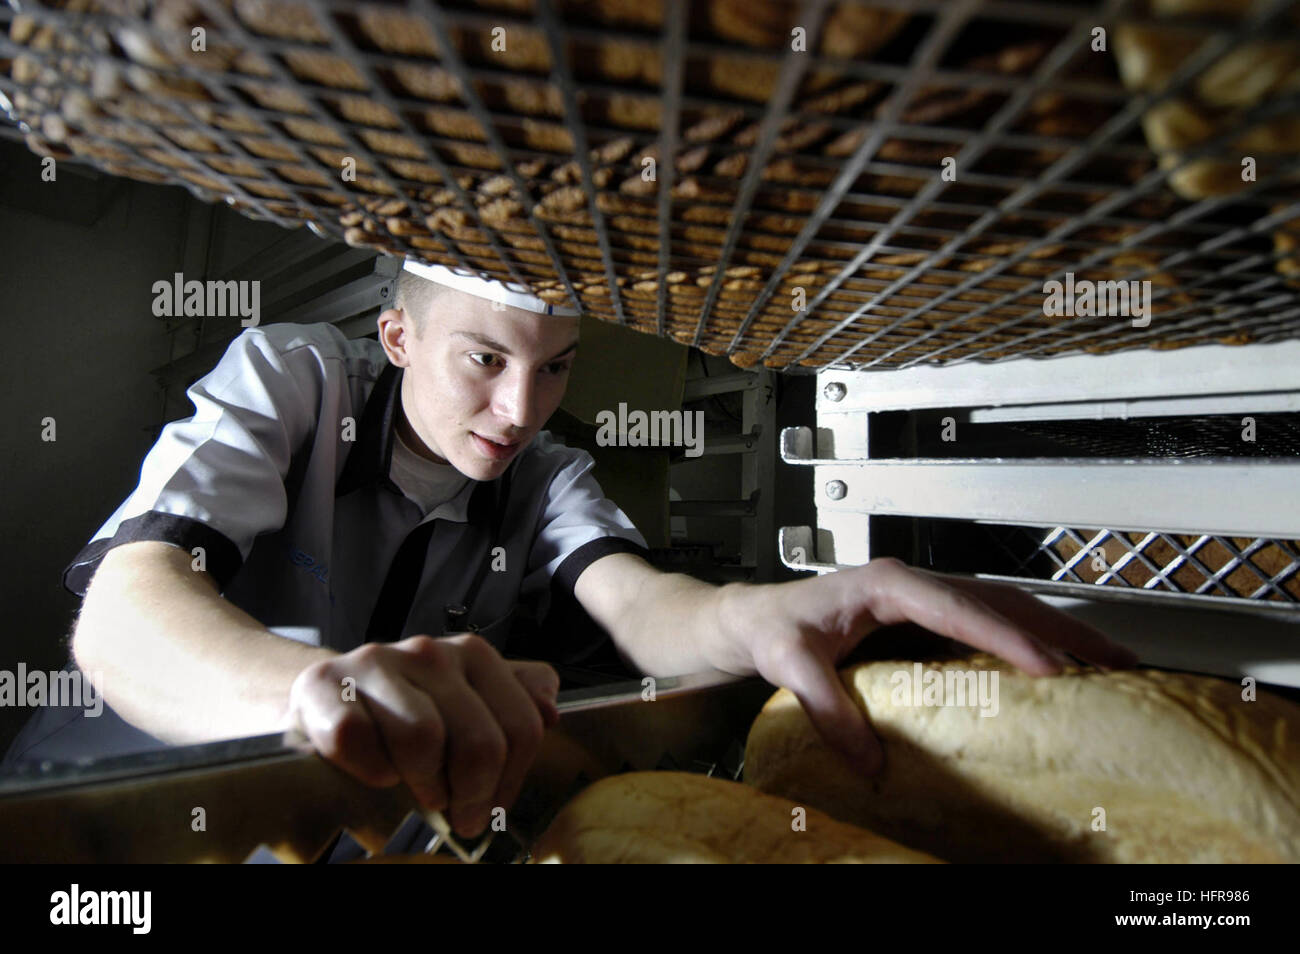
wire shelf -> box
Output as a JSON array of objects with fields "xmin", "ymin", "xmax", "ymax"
[
  {"xmin": 917, "ymin": 517, "xmax": 1300, "ymax": 608},
  {"xmin": 2, "ymin": 0, "xmax": 1297, "ymax": 369}
]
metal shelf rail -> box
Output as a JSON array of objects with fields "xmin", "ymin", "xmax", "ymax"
[{"xmin": 779, "ymin": 338, "xmax": 1300, "ymax": 685}]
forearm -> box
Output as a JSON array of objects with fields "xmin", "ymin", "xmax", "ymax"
[
  {"xmin": 603, "ymin": 571, "xmax": 763, "ymax": 678},
  {"xmin": 72, "ymin": 541, "xmax": 336, "ymax": 744}
]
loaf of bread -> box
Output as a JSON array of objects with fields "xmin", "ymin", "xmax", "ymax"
[
  {"xmin": 530, "ymin": 771, "xmax": 943, "ymax": 863},
  {"xmin": 745, "ymin": 656, "xmax": 1300, "ymax": 863}
]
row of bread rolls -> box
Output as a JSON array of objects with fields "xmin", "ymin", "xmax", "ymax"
[
  {"xmin": 10, "ymin": 1, "xmax": 1272, "ymax": 368},
  {"xmin": 531, "ymin": 655, "xmax": 1299, "ymax": 863},
  {"xmin": 1112, "ymin": 0, "xmax": 1300, "ymax": 291},
  {"xmin": 1114, "ymin": 0, "xmax": 1300, "ymax": 201},
  {"xmin": 530, "ymin": 771, "xmax": 942, "ymax": 863}
]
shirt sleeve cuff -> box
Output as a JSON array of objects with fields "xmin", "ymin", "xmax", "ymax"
[
  {"xmin": 549, "ymin": 535, "xmax": 650, "ymax": 599},
  {"xmin": 63, "ymin": 511, "xmax": 245, "ymax": 597},
  {"xmin": 535, "ymin": 536, "xmax": 649, "ymax": 666}
]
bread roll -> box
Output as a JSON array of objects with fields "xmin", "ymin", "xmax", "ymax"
[
  {"xmin": 1114, "ymin": 9, "xmax": 1300, "ymax": 204},
  {"xmin": 355, "ymin": 6, "xmax": 441, "ymax": 57},
  {"xmin": 531, "ymin": 771, "xmax": 942, "ymax": 863},
  {"xmin": 281, "ymin": 50, "xmax": 366, "ymax": 90},
  {"xmin": 745, "ymin": 656, "xmax": 1300, "ymax": 863},
  {"xmin": 234, "ymin": 0, "xmax": 329, "ymax": 43},
  {"xmin": 392, "ymin": 64, "xmax": 462, "ymax": 103},
  {"xmin": 1275, "ymin": 209, "xmax": 1300, "ymax": 282}
]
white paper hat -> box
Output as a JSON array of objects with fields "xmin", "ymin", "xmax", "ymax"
[{"xmin": 402, "ymin": 257, "xmax": 581, "ymax": 316}]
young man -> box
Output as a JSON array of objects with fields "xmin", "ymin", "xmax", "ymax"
[{"xmin": 6, "ymin": 258, "xmax": 1136, "ymax": 839}]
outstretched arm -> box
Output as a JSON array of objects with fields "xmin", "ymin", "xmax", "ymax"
[{"xmin": 574, "ymin": 552, "xmax": 1138, "ymax": 773}]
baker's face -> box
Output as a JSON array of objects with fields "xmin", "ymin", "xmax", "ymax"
[{"xmin": 379, "ymin": 289, "xmax": 579, "ymax": 481}]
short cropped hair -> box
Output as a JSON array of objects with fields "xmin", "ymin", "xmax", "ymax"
[{"xmin": 394, "ymin": 268, "xmax": 445, "ymax": 337}]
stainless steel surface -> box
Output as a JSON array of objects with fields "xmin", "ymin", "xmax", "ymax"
[
  {"xmin": 812, "ymin": 342, "xmax": 1300, "ymax": 413},
  {"xmin": 792, "ymin": 454, "xmax": 1300, "ymax": 539},
  {"xmin": 0, "ymin": 668, "xmax": 774, "ymax": 862},
  {"xmin": 1036, "ymin": 593, "xmax": 1300, "ymax": 687},
  {"xmin": 0, "ymin": 668, "xmax": 760, "ymax": 793},
  {"xmin": 0, "ymin": 729, "xmax": 313, "ymax": 797},
  {"xmin": 967, "ymin": 392, "xmax": 1300, "ymax": 425},
  {"xmin": 552, "ymin": 670, "xmax": 770, "ymax": 774},
  {"xmin": 555, "ymin": 669, "xmax": 750, "ymax": 715}
]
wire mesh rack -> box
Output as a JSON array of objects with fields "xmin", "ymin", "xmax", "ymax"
[
  {"xmin": 1001, "ymin": 413, "xmax": 1300, "ymax": 458},
  {"xmin": 1, "ymin": 0, "xmax": 1297, "ymax": 370},
  {"xmin": 932, "ymin": 518, "xmax": 1300, "ymax": 603},
  {"xmin": 1039, "ymin": 526, "xmax": 1299, "ymax": 600},
  {"xmin": 791, "ymin": 390, "xmax": 1300, "ymax": 615},
  {"xmin": 926, "ymin": 416, "xmax": 1300, "ymax": 608},
  {"xmin": 804, "ymin": 511, "xmax": 1300, "ymax": 618}
]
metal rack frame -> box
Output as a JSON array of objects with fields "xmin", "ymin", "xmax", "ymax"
[
  {"xmin": 1, "ymin": 0, "xmax": 1296, "ymax": 368},
  {"xmin": 670, "ymin": 362, "xmax": 779, "ymax": 582},
  {"xmin": 778, "ymin": 336, "xmax": 1300, "ymax": 684}
]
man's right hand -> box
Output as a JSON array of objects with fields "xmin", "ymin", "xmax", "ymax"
[{"xmin": 284, "ymin": 634, "xmax": 560, "ymax": 839}]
